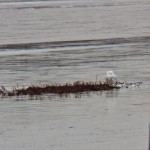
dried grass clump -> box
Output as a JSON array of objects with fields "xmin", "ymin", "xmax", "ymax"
[{"xmin": 4, "ymin": 81, "xmax": 119, "ymax": 97}]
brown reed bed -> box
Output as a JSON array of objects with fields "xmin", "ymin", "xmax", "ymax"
[{"xmin": 2, "ymin": 81, "xmax": 120, "ymax": 97}]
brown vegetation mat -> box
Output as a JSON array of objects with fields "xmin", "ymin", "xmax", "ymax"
[{"xmin": 3, "ymin": 81, "xmax": 119, "ymax": 97}]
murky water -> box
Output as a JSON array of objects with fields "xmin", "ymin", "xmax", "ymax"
[{"xmin": 0, "ymin": 0, "xmax": 150, "ymax": 150}]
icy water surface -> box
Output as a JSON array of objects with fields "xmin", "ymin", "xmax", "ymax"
[{"xmin": 0, "ymin": 0, "xmax": 150, "ymax": 150}]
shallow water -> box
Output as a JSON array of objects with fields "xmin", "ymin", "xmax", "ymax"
[
  {"xmin": 0, "ymin": 88, "xmax": 150, "ymax": 150},
  {"xmin": 0, "ymin": 0, "xmax": 150, "ymax": 150}
]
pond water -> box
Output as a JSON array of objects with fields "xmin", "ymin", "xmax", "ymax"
[{"xmin": 0, "ymin": 0, "xmax": 150, "ymax": 149}]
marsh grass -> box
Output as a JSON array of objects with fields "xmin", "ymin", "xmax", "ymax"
[{"xmin": 2, "ymin": 81, "xmax": 119, "ymax": 97}]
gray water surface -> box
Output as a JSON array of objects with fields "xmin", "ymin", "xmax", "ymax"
[{"xmin": 0, "ymin": 0, "xmax": 150, "ymax": 150}]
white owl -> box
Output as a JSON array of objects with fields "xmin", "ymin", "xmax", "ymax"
[{"xmin": 105, "ymin": 71, "xmax": 117, "ymax": 86}]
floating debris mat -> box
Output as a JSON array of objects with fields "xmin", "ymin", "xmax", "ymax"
[{"xmin": 2, "ymin": 81, "xmax": 120, "ymax": 97}]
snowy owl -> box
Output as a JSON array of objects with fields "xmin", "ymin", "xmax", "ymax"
[{"xmin": 105, "ymin": 71, "xmax": 117, "ymax": 85}]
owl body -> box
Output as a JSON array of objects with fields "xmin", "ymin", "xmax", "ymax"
[{"xmin": 106, "ymin": 71, "xmax": 117, "ymax": 85}]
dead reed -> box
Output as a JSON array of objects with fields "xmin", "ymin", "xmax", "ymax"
[{"xmin": 3, "ymin": 81, "xmax": 119, "ymax": 97}]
